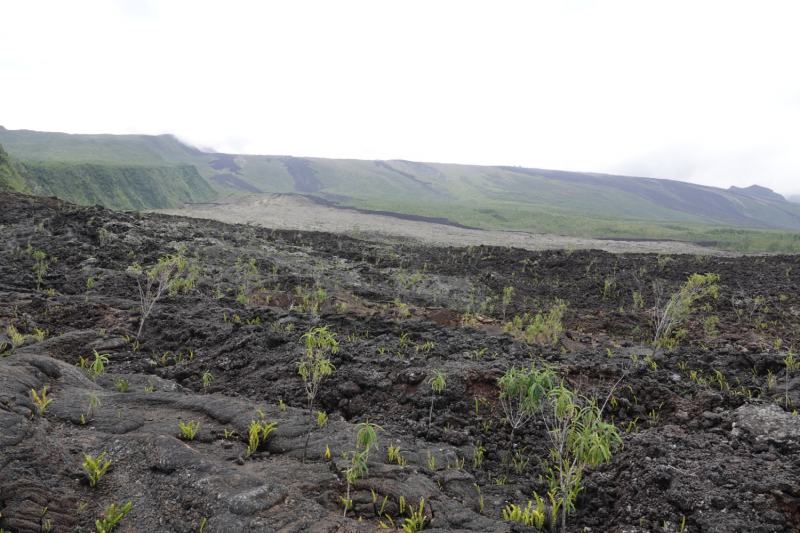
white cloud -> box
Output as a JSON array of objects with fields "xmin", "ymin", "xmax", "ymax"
[{"xmin": 1, "ymin": 0, "xmax": 799, "ymax": 194}]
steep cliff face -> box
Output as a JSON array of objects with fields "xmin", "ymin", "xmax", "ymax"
[{"xmin": 15, "ymin": 161, "xmax": 218, "ymax": 210}]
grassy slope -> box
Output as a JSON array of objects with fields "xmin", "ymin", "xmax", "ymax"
[
  {"xmin": 16, "ymin": 162, "xmax": 217, "ymax": 210},
  {"xmin": 0, "ymin": 127, "xmax": 242, "ymax": 196},
  {"xmin": 3, "ymin": 127, "xmax": 800, "ymax": 251},
  {"xmin": 224, "ymin": 157, "xmax": 800, "ymax": 250},
  {"xmin": 0, "ymin": 143, "xmax": 24, "ymax": 192}
]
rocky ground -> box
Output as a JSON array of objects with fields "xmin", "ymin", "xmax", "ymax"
[{"xmin": 1, "ymin": 190, "xmax": 800, "ymax": 533}]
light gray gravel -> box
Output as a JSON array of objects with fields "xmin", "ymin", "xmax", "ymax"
[{"xmin": 159, "ymin": 194, "xmax": 750, "ymax": 256}]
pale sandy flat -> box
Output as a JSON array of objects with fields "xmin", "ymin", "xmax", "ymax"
[{"xmin": 158, "ymin": 194, "xmax": 750, "ymax": 256}]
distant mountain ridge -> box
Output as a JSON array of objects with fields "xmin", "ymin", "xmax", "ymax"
[
  {"xmin": 2, "ymin": 127, "xmax": 800, "ymax": 250},
  {"xmin": 728, "ymin": 185, "xmax": 785, "ymax": 201}
]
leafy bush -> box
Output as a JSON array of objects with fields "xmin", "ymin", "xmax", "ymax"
[
  {"xmin": 504, "ymin": 299, "xmax": 567, "ymax": 346},
  {"xmin": 297, "ymin": 325, "xmax": 338, "ymax": 462},
  {"xmin": 127, "ymin": 254, "xmax": 189, "ymax": 338},
  {"xmin": 540, "ymin": 383, "xmax": 622, "ymax": 532},
  {"xmin": 651, "ymin": 273, "xmax": 719, "ymax": 356},
  {"xmin": 498, "ymin": 363, "xmax": 557, "ymax": 474}
]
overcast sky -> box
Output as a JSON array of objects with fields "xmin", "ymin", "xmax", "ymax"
[{"xmin": 2, "ymin": 1, "xmax": 799, "ymax": 195}]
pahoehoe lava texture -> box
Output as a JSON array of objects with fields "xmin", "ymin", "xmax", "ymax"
[{"xmin": 1, "ymin": 189, "xmax": 800, "ymax": 532}]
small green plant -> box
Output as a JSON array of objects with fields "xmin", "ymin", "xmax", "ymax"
[
  {"xmin": 83, "ymin": 452, "xmax": 112, "ymax": 487},
  {"xmin": 401, "ymin": 498, "xmax": 427, "ymax": 532},
  {"xmin": 427, "ymin": 450, "xmax": 435, "ymax": 471},
  {"xmin": 354, "ymin": 419, "xmax": 383, "ymax": 458},
  {"xmin": 498, "ymin": 362, "xmax": 557, "ymax": 474},
  {"xmin": 427, "ymin": 369, "xmax": 447, "ymax": 436},
  {"xmin": 7, "ymin": 325, "xmax": 25, "ymax": 350},
  {"xmin": 473, "ymin": 441, "xmax": 486, "ymax": 468},
  {"xmin": 127, "ymin": 254, "xmax": 189, "ymax": 338},
  {"xmin": 202, "ymin": 370, "xmax": 213, "ymax": 394},
  {"xmin": 144, "ymin": 381, "xmax": 154, "ymax": 392},
  {"xmin": 317, "ymin": 411, "xmax": 329, "ymax": 427},
  {"xmin": 279, "ymin": 399, "xmax": 286, "ymax": 411},
  {"xmin": 503, "ymin": 492, "xmax": 557, "ymax": 530},
  {"xmin": 512, "ymin": 446, "xmax": 530, "ymax": 475},
  {"xmin": 30, "ymin": 328, "xmax": 48, "ymax": 342},
  {"xmin": 703, "ymin": 316, "xmax": 720, "ymax": 338},
  {"xmin": 501, "ymin": 286, "xmax": 515, "ymax": 322},
  {"xmin": 32, "ymin": 250, "xmax": 49, "ymax": 290},
  {"xmin": 247, "ymin": 419, "xmax": 277, "ymax": 455},
  {"xmin": 651, "ymin": 273, "xmax": 719, "ymax": 357},
  {"xmin": 30, "ymin": 387, "xmax": 53, "ymax": 418},
  {"xmin": 342, "ymin": 450, "xmax": 368, "ymax": 517},
  {"xmin": 504, "ymin": 299, "xmax": 567, "ymax": 346},
  {"xmin": 112, "ymin": 378, "xmax": 130, "ymax": 392},
  {"xmin": 297, "ymin": 325, "xmax": 338, "ymax": 462},
  {"xmin": 88, "ymin": 350, "xmax": 110, "ymax": 379},
  {"xmin": 93, "ymin": 501, "xmax": 132, "ymax": 533},
  {"xmin": 387, "ymin": 444, "xmax": 407, "ymax": 465},
  {"xmin": 178, "ymin": 420, "xmax": 200, "ymax": 440},
  {"xmin": 541, "ymin": 383, "xmax": 622, "ymax": 532}
]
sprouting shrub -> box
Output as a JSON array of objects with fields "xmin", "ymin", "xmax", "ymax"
[
  {"xmin": 30, "ymin": 328, "xmax": 48, "ymax": 343},
  {"xmin": 354, "ymin": 420, "xmax": 383, "ymax": 459},
  {"xmin": 127, "ymin": 254, "xmax": 189, "ymax": 338},
  {"xmin": 504, "ymin": 299, "xmax": 567, "ymax": 346},
  {"xmin": 401, "ymin": 498, "xmax": 427, "ymax": 532},
  {"xmin": 83, "ymin": 452, "xmax": 112, "ymax": 487},
  {"xmin": 297, "ymin": 325, "xmax": 338, "ymax": 462},
  {"xmin": 503, "ymin": 492, "xmax": 557, "ymax": 530},
  {"xmin": 30, "ymin": 387, "xmax": 53, "ymax": 418},
  {"xmin": 202, "ymin": 370, "xmax": 213, "ymax": 394},
  {"xmin": 703, "ymin": 316, "xmax": 720, "ymax": 338},
  {"xmin": 178, "ymin": 420, "xmax": 200, "ymax": 440},
  {"xmin": 31, "ymin": 250, "xmax": 49, "ymax": 290},
  {"xmin": 7, "ymin": 325, "xmax": 25, "ymax": 350},
  {"xmin": 498, "ymin": 363, "xmax": 557, "ymax": 474},
  {"xmin": 388, "ymin": 444, "xmax": 407, "ymax": 466},
  {"xmin": 651, "ymin": 273, "xmax": 720, "ymax": 357},
  {"xmin": 93, "ymin": 501, "xmax": 131, "ymax": 533},
  {"xmin": 247, "ymin": 419, "xmax": 277, "ymax": 455},
  {"xmin": 112, "ymin": 378, "xmax": 129, "ymax": 392},
  {"xmin": 427, "ymin": 370, "xmax": 447, "ymax": 435},
  {"xmin": 341, "ymin": 450, "xmax": 368, "ymax": 517},
  {"xmin": 540, "ymin": 383, "xmax": 622, "ymax": 532}
]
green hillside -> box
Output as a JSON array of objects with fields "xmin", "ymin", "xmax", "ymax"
[
  {"xmin": 0, "ymin": 143, "xmax": 24, "ymax": 192},
  {"xmin": 2, "ymin": 126, "xmax": 800, "ymax": 251},
  {"xmin": 15, "ymin": 162, "xmax": 217, "ymax": 210}
]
